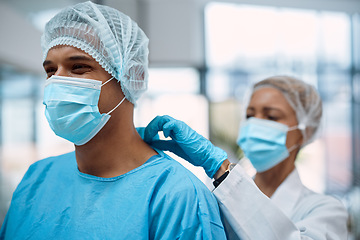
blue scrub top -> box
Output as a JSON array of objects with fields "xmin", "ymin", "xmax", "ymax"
[{"xmin": 0, "ymin": 151, "xmax": 226, "ymax": 240}]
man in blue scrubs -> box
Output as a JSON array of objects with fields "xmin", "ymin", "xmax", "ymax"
[{"xmin": 0, "ymin": 2, "xmax": 226, "ymax": 239}]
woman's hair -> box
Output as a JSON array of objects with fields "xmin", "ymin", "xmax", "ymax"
[
  {"xmin": 253, "ymin": 75, "xmax": 323, "ymax": 146},
  {"xmin": 41, "ymin": 1, "xmax": 149, "ymax": 105}
]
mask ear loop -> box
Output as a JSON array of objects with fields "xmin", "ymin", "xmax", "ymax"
[
  {"xmin": 288, "ymin": 143, "xmax": 300, "ymax": 153},
  {"xmin": 101, "ymin": 76, "xmax": 115, "ymax": 86},
  {"xmin": 100, "ymin": 76, "xmax": 126, "ymax": 115},
  {"xmin": 287, "ymin": 123, "xmax": 305, "ymax": 152},
  {"xmin": 107, "ymin": 97, "xmax": 126, "ymax": 115},
  {"xmin": 288, "ymin": 125, "xmax": 298, "ymax": 132}
]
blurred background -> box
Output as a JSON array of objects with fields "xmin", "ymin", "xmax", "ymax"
[{"xmin": 0, "ymin": 0, "xmax": 359, "ymax": 238}]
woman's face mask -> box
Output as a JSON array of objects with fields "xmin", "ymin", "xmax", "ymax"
[{"xmin": 237, "ymin": 117, "xmax": 301, "ymax": 172}]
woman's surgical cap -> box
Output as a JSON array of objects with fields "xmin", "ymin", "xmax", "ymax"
[
  {"xmin": 251, "ymin": 76, "xmax": 323, "ymax": 146},
  {"xmin": 41, "ymin": 1, "xmax": 149, "ymax": 104}
]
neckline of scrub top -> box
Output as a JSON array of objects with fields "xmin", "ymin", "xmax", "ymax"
[
  {"xmin": 270, "ymin": 168, "xmax": 303, "ymax": 218},
  {"xmin": 76, "ymin": 150, "xmax": 163, "ymax": 182}
]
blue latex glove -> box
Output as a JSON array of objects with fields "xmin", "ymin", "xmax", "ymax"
[{"xmin": 144, "ymin": 115, "xmax": 227, "ymax": 178}]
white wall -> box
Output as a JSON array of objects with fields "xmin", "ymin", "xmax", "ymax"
[
  {"xmin": 143, "ymin": 0, "xmax": 205, "ymax": 67},
  {"xmin": 107, "ymin": 0, "xmax": 205, "ymax": 68}
]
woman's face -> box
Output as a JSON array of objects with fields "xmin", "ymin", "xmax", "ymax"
[
  {"xmin": 43, "ymin": 45, "xmax": 125, "ymax": 114},
  {"xmin": 246, "ymin": 87, "xmax": 303, "ymax": 148}
]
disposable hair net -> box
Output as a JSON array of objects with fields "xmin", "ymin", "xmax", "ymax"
[
  {"xmin": 245, "ymin": 76, "xmax": 322, "ymax": 146},
  {"xmin": 41, "ymin": 1, "xmax": 149, "ymax": 104}
]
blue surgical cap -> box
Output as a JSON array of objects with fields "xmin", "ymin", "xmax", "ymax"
[{"xmin": 41, "ymin": 1, "xmax": 149, "ymax": 104}]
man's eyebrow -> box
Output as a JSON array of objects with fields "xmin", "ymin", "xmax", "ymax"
[
  {"xmin": 68, "ymin": 55, "xmax": 95, "ymax": 62},
  {"xmin": 42, "ymin": 55, "xmax": 95, "ymax": 67},
  {"xmin": 43, "ymin": 60, "xmax": 52, "ymax": 67}
]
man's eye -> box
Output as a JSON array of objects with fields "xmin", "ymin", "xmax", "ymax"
[
  {"xmin": 73, "ymin": 64, "xmax": 87, "ymax": 69},
  {"xmin": 45, "ymin": 67, "xmax": 56, "ymax": 73},
  {"xmin": 72, "ymin": 64, "xmax": 91, "ymax": 73},
  {"xmin": 45, "ymin": 67, "xmax": 56, "ymax": 77}
]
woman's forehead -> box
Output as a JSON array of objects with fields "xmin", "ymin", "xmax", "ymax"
[{"xmin": 249, "ymin": 87, "xmax": 294, "ymax": 112}]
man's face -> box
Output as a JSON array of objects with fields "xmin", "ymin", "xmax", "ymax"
[{"xmin": 43, "ymin": 45, "xmax": 125, "ymax": 114}]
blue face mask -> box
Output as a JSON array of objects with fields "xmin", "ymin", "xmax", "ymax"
[
  {"xmin": 43, "ymin": 75, "xmax": 125, "ymax": 146},
  {"xmin": 237, "ymin": 118, "xmax": 300, "ymax": 172}
]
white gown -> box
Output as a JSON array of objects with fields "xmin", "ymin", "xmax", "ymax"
[{"xmin": 213, "ymin": 165, "xmax": 348, "ymax": 240}]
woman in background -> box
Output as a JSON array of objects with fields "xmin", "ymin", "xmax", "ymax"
[{"xmin": 145, "ymin": 76, "xmax": 348, "ymax": 239}]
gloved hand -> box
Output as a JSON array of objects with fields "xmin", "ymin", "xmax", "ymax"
[{"xmin": 144, "ymin": 115, "xmax": 227, "ymax": 178}]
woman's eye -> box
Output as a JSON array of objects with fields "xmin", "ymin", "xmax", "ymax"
[{"xmin": 267, "ymin": 116, "xmax": 279, "ymax": 121}]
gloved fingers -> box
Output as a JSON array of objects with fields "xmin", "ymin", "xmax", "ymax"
[
  {"xmin": 137, "ymin": 127, "xmax": 160, "ymax": 141},
  {"xmin": 148, "ymin": 140, "xmax": 171, "ymax": 151},
  {"xmin": 162, "ymin": 120, "xmax": 181, "ymax": 138},
  {"xmin": 144, "ymin": 115, "xmax": 173, "ymax": 142},
  {"xmin": 151, "ymin": 140, "xmax": 191, "ymax": 161},
  {"xmin": 145, "ymin": 114, "xmax": 197, "ymax": 147},
  {"xmin": 162, "ymin": 119, "xmax": 192, "ymax": 141}
]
